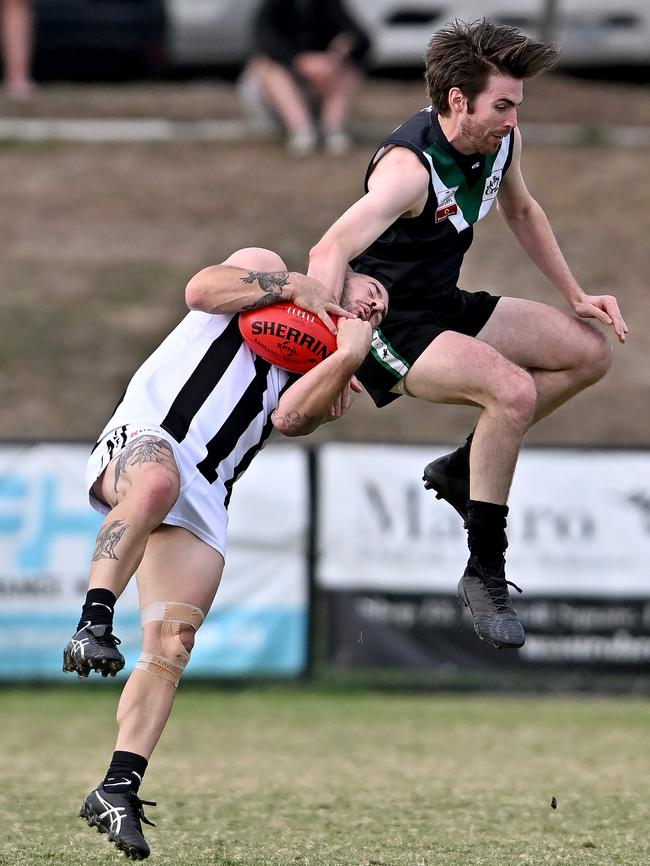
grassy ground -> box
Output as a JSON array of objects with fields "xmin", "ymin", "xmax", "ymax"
[{"xmin": 2, "ymin": 686, "xmax": 649, "ymax": 865}]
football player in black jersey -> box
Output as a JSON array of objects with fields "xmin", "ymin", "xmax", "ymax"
[{"xmin": 307, "ymin": 19, "xmax": 627, "ymax": 651}]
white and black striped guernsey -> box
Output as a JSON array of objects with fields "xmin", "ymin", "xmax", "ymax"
[{"xmin": 95, "ymin": 309, "xmax": 291, "ymax": 509}]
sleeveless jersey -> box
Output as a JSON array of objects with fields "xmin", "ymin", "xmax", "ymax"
[
  {"xmin": 95, "ymin": 309, "xmax": 291, "ymax": 510},
  {"xmin": 351, "ymin": 108, "xmax": 514, "ymax": 311}
]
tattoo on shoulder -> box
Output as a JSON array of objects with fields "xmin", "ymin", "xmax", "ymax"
[
  {"xmin": 240, "ymin": 271, "xmax": 289, "ymax": 310},
  {"xmin": 113, "ymin": 436, "xmax": 175, "ymax": 492},
  {"xmin": 92, "ymin": 519, "xmax": 128, "ymax": 561}
]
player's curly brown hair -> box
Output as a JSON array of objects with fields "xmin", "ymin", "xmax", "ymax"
[{"xmin": 425, "ymin": 19, "xmax": 559, "ymax": 114}]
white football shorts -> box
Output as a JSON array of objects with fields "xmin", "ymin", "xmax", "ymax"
[{"xmin": 86, "ymin": 424, "xmax": 228, "ymax": 557}]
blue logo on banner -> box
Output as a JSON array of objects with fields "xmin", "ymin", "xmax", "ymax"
[
  {"xmin": 0, "ymin": 449, "xmax": 308, "ymax": 681},
  {"xmin": 0, "ymin": 473, "xmax": 101, "ymax": 572}
]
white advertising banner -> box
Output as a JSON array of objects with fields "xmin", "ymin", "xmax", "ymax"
[
  {"xmin": 318, "ymin": 444, "xmax": 650, "ymax": 597},
  {"xmin": 0, "ymin": 442, "xmax": 309, "ymax": 679}
]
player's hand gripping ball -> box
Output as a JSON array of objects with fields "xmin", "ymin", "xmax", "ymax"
[{"xmin": 238, "ymin": 303, "xmax": 338, "ymax": 374}]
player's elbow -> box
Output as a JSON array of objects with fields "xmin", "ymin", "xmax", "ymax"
[
  {"xmin": 185, "ymin": 270, "xmax": 215, "ymax": 312},
  {"xmin": 498, "ymin": 195, "xmax": 538, "ymax": 223},
  {"xmin": 271, "ymin": 407, "xmax": 319, "ymax": 437},
  {"xmin": 309, "ymin": 233, "xmax": 346, "ymax": 266},
  {"xmin": 185, "ymin": 276, "xmax": 205, "ymax": 311}
]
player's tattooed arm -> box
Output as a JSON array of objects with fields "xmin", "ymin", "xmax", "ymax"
[
  {"xmin": 240, "ymin": 271, "xmax": 290, "ymax": 310},
  {"xmin": 186, "ymin": 265, "xmax": 291, "ymax": 314},
  {"xmin": 185, "ymin": 265, "xmax": 342, "ymax": 323},
  {"xmin": 92, "ymin": 519, "xmax": 128, "ymax": 561}
]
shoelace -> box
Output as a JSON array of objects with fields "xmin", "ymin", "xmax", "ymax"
[
  {"xmin": 95, "ymin": 629, "xmax": 121, "ymax": 649},
  {"xmin": 481, "ymin": 573, "xmax": 523, "ymax": 614},
  {"xmin": 88, "ymin": 626, "xmax": 122, "ymax": 649},
  {"xmin": 128, "ymin": 795, "xmax": 157, "ymax": 828}
]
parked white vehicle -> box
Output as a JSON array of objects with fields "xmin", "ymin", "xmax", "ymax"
[
  {"xmin": 164, "ymin": 0, "xmax": 650, "ymax": 71},
  {"xmin": 348, "ymin": 0, "xmax": 650, "ymax": 69}
]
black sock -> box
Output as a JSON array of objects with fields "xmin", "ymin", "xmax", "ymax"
[
  {"xmin": 77, "ymin": 588, "xmax": 116, "ymax": 631},
  {"xmin": 102, "ymin": 751, "xmax": 148, "ymax": 795},
  {"xmin": 466, "ymin": 499, "xmax": 508, "ymax": 571}
]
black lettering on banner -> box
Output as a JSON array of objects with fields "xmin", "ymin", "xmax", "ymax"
[
  {"xmin": 363, "ymin": 481, "xmax": 393, "ymax": 532},
  {"xmin": 521, "ymin": 507, "xmax": 596, "ymax": 542}
]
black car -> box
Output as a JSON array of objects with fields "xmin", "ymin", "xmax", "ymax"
[{"xmin": 33, "ymin": 0, "xmax": 166, "ymax": 80}]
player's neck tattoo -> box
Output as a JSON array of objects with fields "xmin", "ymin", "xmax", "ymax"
[{"xmin": 240, "ymin": 271, "xmax": 289, "ymax": 310}]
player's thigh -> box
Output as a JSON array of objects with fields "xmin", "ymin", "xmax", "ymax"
[
  {"xmin": 94, "ymin": 434, "xmax": 180, "ymax": 511},
  {"xmin": 136, "ymin": 524, "xmax": 224, "ymax": 615},
  {"xmin": 477, "ymin": 297, "xmax": 609, "ymax": 370},
  {"xmin": 403, "ymin": 329, "xmax": 530, "ymax": 406}
]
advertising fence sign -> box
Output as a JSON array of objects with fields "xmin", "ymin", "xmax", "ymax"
[
  {"xmin": 0, "ymin": 443, "xmax": 310, "ymax": 680},
  {"xmin": 318, "ymin": 444, "xmax": 650, "ymax": 672}
]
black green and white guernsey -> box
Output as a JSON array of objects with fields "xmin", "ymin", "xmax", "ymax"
[
  {"xmin": 352, "ymin": 106, "xmax": 514, "ymax": 309},
  {"xmin": 351, "ymin": 107, "xmax": 514, "ymax": 406}
]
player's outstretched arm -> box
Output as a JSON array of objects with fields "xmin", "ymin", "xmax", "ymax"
[
  {"xmin": 271, "ymin": 318, "xmax": 372, "ymax": 436},
  {"xmin": 497, "ymin": 129, "xmax": 628, "ymax": 343},
  {"xmin": 308, "ymin": 147, "xmax": 430, "ymax": 301},
  {"xmin": 185, "ymin": 247, "xmax": 350, "ymax": 334}
]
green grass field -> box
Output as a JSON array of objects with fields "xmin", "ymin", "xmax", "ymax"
[{"xmin": 1, "ymin": 686, "xmax": 649, "ymax": 866}]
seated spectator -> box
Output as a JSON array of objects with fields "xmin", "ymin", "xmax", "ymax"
[{"xmin": 240, "ymin": 0, "xmax": 371, "ymax": 156}]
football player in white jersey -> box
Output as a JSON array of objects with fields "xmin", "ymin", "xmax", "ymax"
[{"xmin": 64, "ymin": 246, "xmax": 387, "ymax": 860}]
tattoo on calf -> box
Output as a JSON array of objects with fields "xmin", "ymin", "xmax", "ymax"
[
  {"xmin": 92, "ymin": 519, "xmax": 128, "ymax": 561},
  {"xmin": 240, "ymin": 271, "xmax": 289, "ymax": 310},
  {"xmin": 113, "ymin": 436, "xmax": 174, "ymax": 492}
]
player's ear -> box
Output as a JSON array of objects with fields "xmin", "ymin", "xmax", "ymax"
[
  {"xmin": 448, "ymin": 87, "xmax": 466, "ymax": 113},
  {"xmin": 221, "ymin": 247, "xmax": 288, "ymax": 272}
]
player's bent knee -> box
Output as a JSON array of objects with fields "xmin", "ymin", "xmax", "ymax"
[
  {"xmin": 135, "ymin": 601, "xmax": 205, "ymax": 687},
  {"xmin": 491, "ymin": 368, "xmax": 537, "ymax": 426},
  {"xmin": 133, "ymin": 465, "xmax": 180, "ymax": 522},
  {"xmin": 585, "ymin": 328, "xmax": 612, "ymax": 380}
]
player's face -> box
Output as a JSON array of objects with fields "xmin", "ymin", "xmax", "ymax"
[
  {"xmin": 341, "ymin": 274, "xmax": 388, "ymax": 328},
  {"xmin": 459, "ymin": 73, "xmax": 523, "ymax": 154}
]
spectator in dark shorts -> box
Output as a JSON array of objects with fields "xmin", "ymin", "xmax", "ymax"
[
  {"xmin": 240, "ymin": 0, "xmax": 370, "ymax": 155},
  {"xmin": 307, "ymin": 19, "xmax": 627, "ymax": 650}
]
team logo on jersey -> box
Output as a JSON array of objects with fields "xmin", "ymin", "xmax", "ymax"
[
  {"xmin": 483, "ymin": 171, "xmax": 502, "ymax": 199},
  {"xmin": 435, "ymin": 187, "xmax": 458, "ymax": 223}
]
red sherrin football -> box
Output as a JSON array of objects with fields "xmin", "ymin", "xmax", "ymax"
[{"xmin": 238, "ymin": 302, "xmax": 338, "ymax": 374}]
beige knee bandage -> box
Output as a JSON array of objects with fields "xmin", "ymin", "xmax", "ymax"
[{"xmin": 135, "ymin": 601, "xmax": 205, "ymax": 687}]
